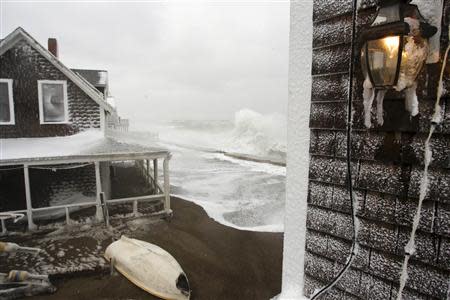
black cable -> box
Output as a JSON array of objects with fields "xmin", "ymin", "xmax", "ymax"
[{"xmin": 310, "ymin": 0, "xmax": 359, "ymax": 298}]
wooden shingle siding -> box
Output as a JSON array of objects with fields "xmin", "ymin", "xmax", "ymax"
[
  {"xmin": 0, "ymin": 41, "xmax": 101, "ymax": 138},
  {"xmin": 312, "ymin": 45, "xmax": 351, "ymax": 75},
  {"xmin": 306, "ymin": 0, "xmax": 450, "ymax": 298},
  {"xmin": 312, "ymin": 74, "xmax": 349, "ymax": 102}
]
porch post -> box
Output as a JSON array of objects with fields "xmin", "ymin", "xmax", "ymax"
[
  {"xmin": 163, "ymin": 156, "xmax": 171, "ymax": 213},
  {"xmin": 23, "ymin": 165, "xmax": 37, "ymax": 230},
  {"xmin": 94, "ymin": 161, "xmax": 103, "ymax": 221},
  {"xmin": 153, "ymin": 159, "xmax": 158, "ymax": 192}
]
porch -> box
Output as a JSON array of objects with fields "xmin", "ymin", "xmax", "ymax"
[{"xmin": 0, "ymin": 135, "xmax": 171, "ymax": 232}]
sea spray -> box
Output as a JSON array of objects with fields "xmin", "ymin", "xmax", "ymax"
[
  {"xmin": 110, "ymin": 109, "xmax": 287, "ymax": 232},
  {"xmin": 225, "ymin": 109, "xmax": 287, "ymax": 158}
]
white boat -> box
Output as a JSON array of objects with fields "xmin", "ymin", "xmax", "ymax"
[{"xmin": 104, "ymin": 236, "xmax": 190, "ymax": 300}]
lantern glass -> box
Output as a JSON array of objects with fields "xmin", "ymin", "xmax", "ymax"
[
  {"xmin": 366, "ymin": 35, "xmax": 401, "ymax": 86},
  {"xmin": 372, "ymin": 3, "xmax": 401, "ymax": 26}
]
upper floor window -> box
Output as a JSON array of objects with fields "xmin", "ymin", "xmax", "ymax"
[
  {"xmin": 0, "ymin": 79, "xmax": 15, "ymax": 125},
  {"xmin": 38, "ymin": 80, "xmax": 69, "ymax": 124}
]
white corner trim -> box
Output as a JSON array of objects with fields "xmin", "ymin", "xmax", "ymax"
[
  {"xmin": 0, "ymin": 78, "xmax": 15, "ymax": 125},
  {"xmin": 275, "ymin": 0, "xmax": 313, "ymax": 299},
  {"xmin": 100, "ymin": 107, "xmax": 106, "ymax": 134},
  {"xmin": 37, "ymin": 80, "xmax": 70, "ymax": 124}
]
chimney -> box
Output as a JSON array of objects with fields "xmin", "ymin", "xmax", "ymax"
[{"xmin": 48, "ymin": 38, "xmax": 58, "ymax": 57}]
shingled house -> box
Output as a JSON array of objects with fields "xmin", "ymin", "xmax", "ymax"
[
  {"xmin": 303, "ymin": 0, "xmax": 450, "ymax": 299},
  {"xmin": 0, "ymin": 27, "xmax": 171, "ymax": 231}
]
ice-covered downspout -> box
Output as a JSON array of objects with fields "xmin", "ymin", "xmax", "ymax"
[{"xmin": 273, "ymin": 1, "xmax": 313, "ymax": 299}]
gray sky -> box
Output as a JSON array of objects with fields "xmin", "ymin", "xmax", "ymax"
[{"xmin": 1, "ymin": 1, "xmax": 289, "ymax": 122}]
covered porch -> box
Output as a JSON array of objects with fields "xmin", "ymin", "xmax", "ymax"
[{"xmin": 0, "ymin": 135, "xmax": 171, "ymax": 232}]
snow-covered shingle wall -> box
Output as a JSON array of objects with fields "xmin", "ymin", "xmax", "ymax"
[
  {"xmin": 0, "ymin": 165, "xmax": 95, "ymax": 212},
  {"xmin": 304, "ymin": 0, "xmax": 450, "ymax": 298},
  {"xmin": 0, "ymin": 41, "xmax": 101, "ymax": 138}
]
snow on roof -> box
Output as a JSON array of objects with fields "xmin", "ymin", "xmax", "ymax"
[
  {"xmin": 72, "ymin": 69, "xmax": 108, "ymax": 87},
  {"xmin": 0, "ymin": 130, "xmax": 168, "ymax": 165},
  {"xmin": 107, "ymin": 96, "xmax": 116, "ymax": 108}
]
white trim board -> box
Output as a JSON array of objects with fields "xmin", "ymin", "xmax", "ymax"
[
  {"xmin": 0, "ymin": 27, "xmax": 113, "ymax": 114},
  {"xmin": 0, "ymin": 78, "xmax": 15, "ymax": 125}
]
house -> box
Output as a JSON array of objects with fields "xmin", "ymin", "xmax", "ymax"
[
  {"xmin": 278, "ymin": 1, "xmax": 450, "ymax": 299},
  {"xmin": 0, "ymin": 27, "xmax": 171, "ymax": 232}
]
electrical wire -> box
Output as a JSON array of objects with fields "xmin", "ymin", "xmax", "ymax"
[{"xmin": 310, "ymin": 0, "xmax": 359, "ymax": 298}]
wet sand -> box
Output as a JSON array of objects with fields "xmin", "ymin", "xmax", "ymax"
[{"xmin": 30, "ymin": 197, "xmax": 283, "ymax": 300}]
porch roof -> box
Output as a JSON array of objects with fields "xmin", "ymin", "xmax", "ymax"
[{"xmin": 0, "ymin": 131, "xmax": 169, "ymax": 166}]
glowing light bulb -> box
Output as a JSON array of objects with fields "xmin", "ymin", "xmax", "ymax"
[{"xmin": 382, "ymin": 36, "xmax": 400, "ymax": 58}]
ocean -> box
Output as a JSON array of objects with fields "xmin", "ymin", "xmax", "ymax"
[{"xmin": 129, "ymin": 109, "xmax": 287, "ymax": 232}]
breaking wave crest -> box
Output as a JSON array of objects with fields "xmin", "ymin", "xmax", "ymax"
[{"xmin": 223, "ymin": 109, "xmax": 286, "ymax": 161}]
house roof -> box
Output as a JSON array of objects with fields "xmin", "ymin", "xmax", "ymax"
[
  {"xmin": 71, "ymin": 69, "xmax": 108, "ymax": 87},
  {"xmin": 0, "ymin": 130, "xmax": 169, "ymax": 166},
  {"xmin": 0, "ymin": 27, "xmax": 113, "ymax": 113}
]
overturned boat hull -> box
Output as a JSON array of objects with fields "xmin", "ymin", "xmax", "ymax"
[{"xmin": 104, "ymin": 236, "xmax": 190, "ymax": 300}]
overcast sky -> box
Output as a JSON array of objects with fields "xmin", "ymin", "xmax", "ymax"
[{"xmin": 1, "ymin": 1, "xmax": 289, "ymax": 122}]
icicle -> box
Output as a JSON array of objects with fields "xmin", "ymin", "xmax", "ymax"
[
  {"xmin": 363, "ymin": 77, "xmax": 375, "ymax": 128},
  {"xmin": 396, "ymin": 126, "xmax": 434, "ymax": 300},
  {"xmin": 431, "ymin": 73, "xmax": 444, "ymax": 124},
  {"xmin": 376, "ymin": 89, "xmax": 386, "ymax": 126},
  {"xmin": 404, "ymin": 82, "xmax": 419, "ymax": 116}
]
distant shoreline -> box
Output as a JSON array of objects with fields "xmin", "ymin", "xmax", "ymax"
[
  {"xmin": 218, "ymin": 151, "xmax": 286, "ymax": 167},
  {"xmin": 159, "ymin": 140, "xmax": 286, "ymax": 167}
]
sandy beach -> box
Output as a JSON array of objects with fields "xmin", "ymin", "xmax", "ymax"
[{"xmin": 28, "ymin": 197, "xmax": 283, "ymax": 300}]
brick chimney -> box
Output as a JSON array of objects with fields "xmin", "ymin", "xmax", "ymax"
[{"xmin": 48, "ymin": 38, "xmax": 58, "ymax": 57}]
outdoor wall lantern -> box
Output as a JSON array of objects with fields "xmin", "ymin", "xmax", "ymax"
[{"xmin": 360, "ymin": 0, "xmax": 437, "ymax": 128}]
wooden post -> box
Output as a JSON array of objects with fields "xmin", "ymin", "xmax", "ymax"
[
  {"xmin": 163, "ymin": 157, "xmax": 170, "ymax": 213},
  {"xmin": 65, "ymin": 207, "xmax": 71, "ymax": 225},
  {"xmin": 95, "ymin": 161, "xmax": 103, "ymax": 221},
  {"xmin": 153, "ymin": 159, "xmax": 158, "ymax": 192},
  {"xmin": 1, "ymin": 219, "xmax": 7, "ymax": 235},
  {"xmin": 23, "ymin": 165, "xmax": 37, "ymax": 230},
  {"xmin": 146, "ymin": 159, "xmax": 152, "ymax": 191},
  {"xmin": 133, "ymin": 200, "xmax": 138, "ymax": 217}
]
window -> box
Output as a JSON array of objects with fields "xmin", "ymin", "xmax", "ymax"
[
  {"xmin": 38, "ymin": 80, "xmax": 69, "ymax": 124},
  {"xmin": 0, "ymin": 79, "xmax": 14, "ymax": 125}
]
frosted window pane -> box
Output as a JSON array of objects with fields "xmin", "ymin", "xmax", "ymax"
[
  {"xmin": 0, "ymin": 82, "xmax": 11, "ymax": 123},
  {"xmin": 42, "ymin": 83, "xmax": 65, "ymax": 122}
]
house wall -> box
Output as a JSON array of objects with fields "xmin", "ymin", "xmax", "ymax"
[
  {"xmin": 305, "ymin": 0, "xmax": 450, "ymax": 299},
  {"xmin": 0, "ymin": 165, "xmax": 96, "ymax": 213},
  {"xmin": 0, "ymin": 40, "xmax": 101, "ymax": 138}
]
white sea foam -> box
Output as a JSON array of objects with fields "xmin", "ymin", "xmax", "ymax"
[
  {"xmin": 121, "ymin": 109, "xmax": 287, "ymax": 232},
  {"xmin": 206, "ymin": 153, "xmax": 286, "ymax": 177},
  {"xmin": 139, "ymin": 108, "xmax": 287, "ymax": 161}
]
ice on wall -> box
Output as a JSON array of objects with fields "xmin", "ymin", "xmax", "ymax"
[{"xmin": 411, "ymin": 0, "xmax": 444, "ymax": 63}]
